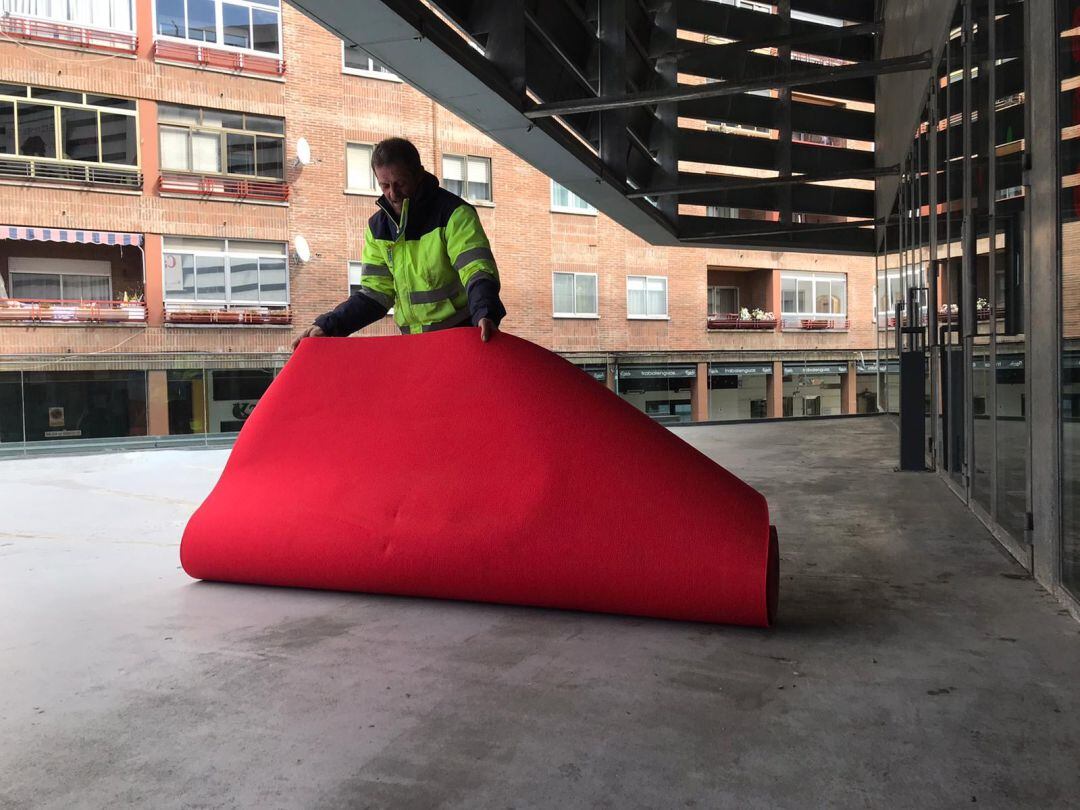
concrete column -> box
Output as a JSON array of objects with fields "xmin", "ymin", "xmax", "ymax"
[
  {"xmin": 135, "ymin": 0, "xmax": 155, "ymax": 59},
  {"xmin": 767, "ymin": 361, "xmax": 784, "ymax": 418},
  {"xmin": 147, "ymin": 370, "xmax": 169, "ymax": 436},
  {"xmin": 691, "ymin": 362, "xmax": 709, "ymax": 421},
  {"xmin": 139, "ymin": 99, "xmax": 160, "ymax": 194},
  {"xmin": 841, "ymin": 361, "xmax": 858, "ymax": 415},
  {"xmin": 770, "ymin": 269, "xmax": 783, "ymax": 320},
  {"xmin": 606, "ymin": 363, "xmax": 618, "ymax": 393},
  {"xmin": 143, "ymin": 233, "xmax": 164, "ymax": 326}
]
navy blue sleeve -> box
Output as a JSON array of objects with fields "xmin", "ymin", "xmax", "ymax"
[
  {"xmin": 467, "ymin": 277, "xmax": 507, "ymax": 327},
  {"xmin": 314, "ymin": 292, "xmax": 388, "ymax": 336}
]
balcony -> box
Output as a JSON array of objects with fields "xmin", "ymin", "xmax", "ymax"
[
  {"xmin": 707, "ymin": 312, "xmax": 778, "ymax": 331},
  {"xmin": 158, "ymin": 173, "xmax": 289, "ymax": 203},
  {"xmin": 152, "ymin": 39, "xmax": 286, "ymax": 77},
  {"xmin": 782, "ymin": 315, "xmax": 850, "ymax": 331},
  {"xmin": 0, "ymin": 14, "xmax": 137, "ymax": 54},
  {"xmin": 164, "ymin": 302, "xmax": 291, "ymax": 325},
  {"xmin": 0, "ymin": 298, "xmax": 146, "ymax": 324},
  {"xmin": 0, "ymin": 156, "xmax": 142, "ymax": 190}
]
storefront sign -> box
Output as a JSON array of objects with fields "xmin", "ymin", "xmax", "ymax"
[
  {"xmin": 44, "ymin": 429, "xmax": 81, "ymax": 438},
  {"xmin": 783, "ymin": 363, "xmax": 848, "ymax": 376},
  {"xmin": 576, "ymin": 365, "xmax": 607, "ymax": 381},
  {"xmin": 855, "ymin": 360, "xmax": 899, "ymax": 374},
  {"xmin": 972, "ymin": 356, "xmax": 1026, "ymax": 370},
  {"xmin": 708, "ymin": 364, "xmax": 773, "ymax": 377},
  {"xmin": 618, "ymin": 365, "xmax": 697, "ymax": 379}
]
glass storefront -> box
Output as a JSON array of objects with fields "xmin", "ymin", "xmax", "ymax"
[
  {"xmin": 168, "ymin": 368, "xmax": 276, "ymax": 434},
  {"xmin": 0, "ymin": 370, "xmax": 146, "ymax": 442},
  {"xmin": 781, "ymin": 363, "xmax": 845, "ymax": 417},
  {"xmin": 707, "ymin": 364, "xmax": 770, "ymax": 421},
  {"xmin": 617, "ymin": 365, "xmax": 694, "ymax": 424}
]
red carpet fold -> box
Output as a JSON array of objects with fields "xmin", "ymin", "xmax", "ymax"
[{"xmin": 180, "ymin": 330, "xmax": 778, "ymax": 627}]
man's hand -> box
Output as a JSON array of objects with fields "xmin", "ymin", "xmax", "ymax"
[
  {"xmin": 478, "ymin": 317, "xmax": 497, "ymax": 342},
  {"xmin": 292, "ymin": 324, "xmax": 326, "ymax": 351}
]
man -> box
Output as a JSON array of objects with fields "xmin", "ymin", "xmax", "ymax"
[{"xmin": 293, "ymin": 137, "xmax": 505, "ymax": 349}]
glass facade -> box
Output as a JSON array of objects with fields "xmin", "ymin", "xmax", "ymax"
[
  {"xmin": 616, "ymin": 366, "xmax": 694, "ymax": 424},
  {"xmin": 707, "ymin": 365, "xmax": 769, "ymax": 421},
  {"xmin": 0, "ymin": 371, "xmax": 146, "ymax": 442}
]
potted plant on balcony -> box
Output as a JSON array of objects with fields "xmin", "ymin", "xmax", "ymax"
[{"xmin": 118, "ymin": 289, "xmax": 146, "ymax": 321}]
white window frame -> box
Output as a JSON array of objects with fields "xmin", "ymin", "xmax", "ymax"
[
  {"xmin": 4, "ymin": 0, "xmax": 135, "ymax": 32},
  {"xmin": 345, "ymin": 142, "xmax": 378, "ymax": 194},
  {"xmin": 341, "ymin": 42, "xmax": 401, "ymax": 81},
  {"xmin": 780, "ymin": 271, "xmax": 847, "ymax": 317},
  {"xmin": 157, "ymin": 104, "xmax": 285, "ymax": 181},
  {"xmin": 442, "ymin": 153, "xmax": 493, "ymax": 203},
  {"xmin": 162, "ymin": 237, "xmax": 289, "ymax": 306},
  {"xmin": 9, "ymin": 269, "xmax": 113, "ymax": 301},
  {"xmin": 152, "ymin": 0, "xmax": 284, "ymax": 58},
  {"xmin": 626, "ymin": 274, "xmax": 669, "ymax": 320},
  {"xmin": 552, "ymin": 271, "xmax": 599, "ymax": 318},
  {"xmin": 550, "ymin": 180, "xmax": 597, "ymax": 215}
]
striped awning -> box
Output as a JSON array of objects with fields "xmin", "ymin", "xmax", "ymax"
[{"xmin": 2, "ymin": 226, "xmax": 142, "ymax": 246}]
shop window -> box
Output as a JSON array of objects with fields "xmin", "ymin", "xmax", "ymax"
[
  {"xmin": 551, "ymin": 180, "xmax": 596, "ymax": 214},
  {"xmin": 627, "ymin": 275, "xmax": 668, "ymax": 319},
  {"xmin": 155, "ymin": 0, "xmax": 282, "ymax": 55},
  {"xmin": 163, "ymin": 237, "xmax": 287, "ymax": 305},
  {"xmin": 345, "ymin": 143, "xmax": 376, "ymax": 193},
  {"xmin": 443, "ymin": 154, "xmax": 492, "ymax": 202},
  {"xmin": 553, "ymin": 272, "xmax": 598, "ymax": 317},
  {"xmin": 159, "ymin": 104, "xmax": 284, "ymax": 180},
  {"xmin": 14, "ymin": 370, "xmax": 147, "ymax": 441}
]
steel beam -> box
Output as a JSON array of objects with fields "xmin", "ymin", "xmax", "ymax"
[
  {"xmin": 627, "ymin": 165, "xmax": 899, "ymax": 198},
  {"xmin": 524, "ymin": 51, "xmax": 932, "ymax": 118}
]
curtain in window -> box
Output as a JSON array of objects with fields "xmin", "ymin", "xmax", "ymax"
[
  {"xmin": 576, "ymin": 274, "xmax": 597, "ymax": 314},
  {"xmin": 553, "ymin": 273, "xmax": 575, "ymax": 313},
  {"xmin": 646, "ymin": 277, "xmax": 667, "ymax": 316}
]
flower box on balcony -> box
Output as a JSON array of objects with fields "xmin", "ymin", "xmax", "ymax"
[
  {"xmin": 707, "ymin": 314, "xmax": 777, "ymax": 330},
  {"xmin": 0, "ymin": 15, "xmax": 138, "ymax": 54},
  {"xmin": 153, "ymin": 39, "xmax": 286, "ymax": 77},
  {"xmin": 782, "ymin": 316, "xmax": 850, "ymax": 331},
  {"xmin": 157, "ymin": 172, "xmax": 289, "ymax": 203},
  {"xmin": 164, "ymin": 305, "xmax": 291, "ymax": 325},
  {"xmin": 0, "ymin": 298, "xmax": 147, "ymax": 324}
]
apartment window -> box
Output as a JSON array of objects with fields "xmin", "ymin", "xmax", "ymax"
[
  {"xmin": 155, "ymin": 0, "xmax": 282, "ymax": 55},
  {"xmin": 9, "ymin": 262, "xmax": 111, "ymax": 301},
  {"xmin": 627, "ymin": 275, "xmax": 668, "ymax": 319},
  {"xmin": 5, "ymin": 0, "xmax": 134, "ymax": 30},
  {"xmin": 159, "ymin": 104, "xmax": 284, "ymax": 180},
  {"xmin": 345, "ymin": 143, "xmax": 376, "ymax": 192},
  {"xmin": 708, "ymin": 286, "xmax": 738, "ymax": 315},
  {"xmin": 553, "ymin": 272, "xmax": 598, "ymax": 317},
  {"xmin": 551, "ymin": 180, "xmax": 596, "ymax": 214},
  {"xmin": 0, "ymin": 84, "xmax": 137, "ymax": 166},
  {"xmin": 443, "ymin": 154, "xmax": 491, "ymax": 202},
  {"xmin": 781, "ymin": 272, "xmax": 847, "ymax": 316},
  {"xmin": 163, "ymin": 237, "xmax": 287, "ymax": 304},
  {"xmin": 342, "ymin": 43, "xmax": 398, "ymax": 79}
]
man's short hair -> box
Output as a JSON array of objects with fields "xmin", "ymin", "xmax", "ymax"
[{"xmin": 372, "ymin": 137, "xmax": 422, "ymax": 174}]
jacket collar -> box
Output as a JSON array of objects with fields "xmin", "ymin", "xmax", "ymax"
[{"xmin": 376, "ymin": 170, "xmax": 440, "ymax": 229}]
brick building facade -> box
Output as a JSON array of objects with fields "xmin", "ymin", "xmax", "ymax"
[{"xmin": 0, "ymin": 0, "xmax": 878, "ymax": 443}]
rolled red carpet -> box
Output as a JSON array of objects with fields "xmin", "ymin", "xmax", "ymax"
[{"xmin": 180, "ymin": 330, "xmax": 778, "ymax": 627}]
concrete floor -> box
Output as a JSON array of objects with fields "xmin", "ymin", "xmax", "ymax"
[{"xmin": 1, "ymin": 417, "xmax": 1079, "ymax": 809}]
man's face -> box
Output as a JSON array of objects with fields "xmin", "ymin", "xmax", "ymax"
[{"xmin": 375, "ymin": 163, "xmax": 422, "ymax": 215}]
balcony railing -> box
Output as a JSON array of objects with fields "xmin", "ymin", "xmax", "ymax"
[
  {"xmin": 0, "ymin": 14, "xmax": 137, "ymax": 54},
  {"xmin": 707, "ymin": 313, "xmax": 778, "ymax": 330},
  {"xmin": 164, "ymin": 303, "xmax": 291, "ymax": 325},
  {"xmin": 782, "ymin": 315, "xmax": 850, "ymax": 331},
  {"xmin": 0, "ymin": 156, "xmax": 142, "ymax": 189},
  {"xmin": 153, "ymin": 39, "xmax": 286, "ymax": 76},
  {"xmin": 158, "ymin": 172, "xmax": 289, "ymax": 202},
  {"xmin": 0, "ymin": 298, "xmax": 147, "ymax": 324}
]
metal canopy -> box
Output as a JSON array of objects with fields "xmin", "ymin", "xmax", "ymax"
[{"xmin": 289, "ymin": 0, "xmax": 944, "ymax": 255}]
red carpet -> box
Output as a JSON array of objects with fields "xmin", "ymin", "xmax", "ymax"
[{"xmin": 180, "ymin": 330, "xmax": 778, "ymax": 627}]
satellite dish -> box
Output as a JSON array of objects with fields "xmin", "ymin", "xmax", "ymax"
[
  {"xmin": 295, "ymin": 137, "xmax": 312, "ymax": 166},
  {"xmin": 294, "ymin": 235, "xmax": 311, "ymax": 263}
]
